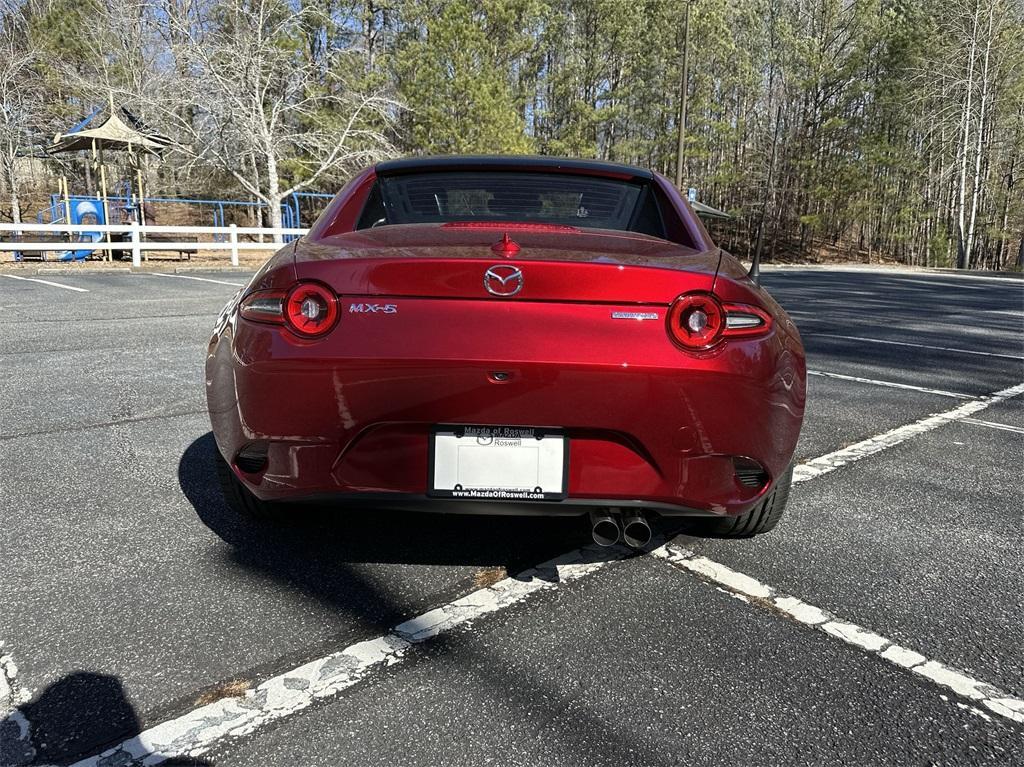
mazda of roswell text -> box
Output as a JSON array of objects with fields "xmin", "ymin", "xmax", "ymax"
[{"xmin": 206, "ymin": 156, "xmax": 806, "ymax": 547}]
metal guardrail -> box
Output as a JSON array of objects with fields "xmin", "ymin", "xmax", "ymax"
[{"xmin": 0, "ymin": 222, "xmax": 309, "ymax": 267}]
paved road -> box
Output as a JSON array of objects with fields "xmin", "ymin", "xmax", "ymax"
[{"xmin": 0, "ymin": 266, "xmax": 1021, "ymax": 765}]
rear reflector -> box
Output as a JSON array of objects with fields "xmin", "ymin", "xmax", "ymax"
[
  {"xmin": 733, "ymin": 457, "xmax": 769, "ymax": 489},
  {"xmin": 235, "ymin": 442, "xmax": 269, "ymax": 473}
]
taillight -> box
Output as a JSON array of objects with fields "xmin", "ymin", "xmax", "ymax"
[
  {"xmin": 667, "ymin": 292, "xmax": 725, "ymax": 350},
  {"xmin": 238, "ymin": 281, "xmax": 339, "ymax": 338},
  {"xmin": 667, "ymin": 292, "xmax": 772, "ymax": 351},
  {"xmin": 284, "ymin": 282, "xmax": 339, "ymax": 337},
  {"xmin": 239, "ymin": 290, "xmax": 286, "ymax": 323},
  {"xmin": 722, "ymin": 304, "xmax": 772, "ymax": 337}
]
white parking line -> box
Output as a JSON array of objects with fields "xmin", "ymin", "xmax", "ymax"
[
  {"xmin": 149, "ymin": 272, "xmax": 245, "ymax": 287},
  {"xmin": 64, "ymin": 546, "xmax": 631, "ymax": 766},
  {"xmin": 0, "ymin": 640, "xmax": 33, "ymax": 761},
  {"xmin": 794, "ymin": 381, "xmax": 1024, "ymax": 484},
  {"xmin": 0, "ymin": 273, "xmax": 89, "ymax": 292},
  {"xmin": 651, "ymin": 544, "xmax": 1024, "ymax": 725},
  {"xmin": 808, "ymin": 333, "xmax": 1024, "ymax": 360},
  {"xmin": 0, "ymin": 640, "xmax": 30, "ymax": 711},
  {"xmin": 807, "ymin": 369, "xmax": 972, "ymax": 399},
  {"xmin": 961, "ymin": 417, "xmax": 1024, "ymax": 435}
]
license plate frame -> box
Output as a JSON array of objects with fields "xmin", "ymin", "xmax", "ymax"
[{"xmin": 428, "ymin": 425, "xmax": 568, "ymax": 501}]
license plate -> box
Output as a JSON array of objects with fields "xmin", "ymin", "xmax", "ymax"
[{"xmin": 429, "ymin": 426, "xmax": 567, "ymax": 501}]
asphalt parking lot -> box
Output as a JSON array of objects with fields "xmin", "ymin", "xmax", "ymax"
[{"xmin": 1, "ymin": 265, "xmax": 1022, "ymax": 765}]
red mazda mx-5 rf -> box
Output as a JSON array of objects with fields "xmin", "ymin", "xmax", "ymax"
[{"xmin": 206, "ymin": 156, "xmax": 805, "ymax": 547}]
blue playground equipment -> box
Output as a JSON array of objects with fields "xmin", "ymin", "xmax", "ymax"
[
  {"xmin": 53, "ymin": 199, "xmax": 104, "ymax": 261},
  {"xmin": 36, "ymin": 188, "xmax": 334, "ymax": 246}
]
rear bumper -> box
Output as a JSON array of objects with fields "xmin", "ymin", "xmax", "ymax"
[
  {"xmin": 207, "ymin": 302, "xmax": 806, "ymax": 518},
  {"xmin": 283, "ymin": 494, "xmax": 718, "ymax": 517}
]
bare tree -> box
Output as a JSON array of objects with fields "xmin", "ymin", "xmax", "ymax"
[
  {"xmin": 0, "ymin": 27, "xmax": 38, "ymax": 225},
  {"xmin": 150, "ymin": 0, "xmax": 399, "ymax": 239}
]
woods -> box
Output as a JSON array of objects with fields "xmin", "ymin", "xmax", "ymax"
[{"xmin": 1, "ymin": 0, "xmax": 1022, "ymax": 268}]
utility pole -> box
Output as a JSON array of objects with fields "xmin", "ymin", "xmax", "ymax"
[{"xmin": 674, "ymin": 1, "xmax": 692, "ymax": 190}]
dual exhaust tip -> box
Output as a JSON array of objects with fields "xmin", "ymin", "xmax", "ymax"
[{"xmin": 589, "ymin": 509, "xmax": 652, "ymax": 549}]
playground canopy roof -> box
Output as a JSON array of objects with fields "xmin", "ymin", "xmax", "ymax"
[{"xmin": 49, "ymin": 105, "xmax": 174, "ymax": 155}]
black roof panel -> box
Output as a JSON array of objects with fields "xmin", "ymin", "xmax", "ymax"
[{"xmin": 375, "ymin": 155, "xmax": 654, "ymax": 180}]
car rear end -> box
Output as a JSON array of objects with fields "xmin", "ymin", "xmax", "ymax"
[{"xmin": 206, "ymin": 159, "xmax": 805, "ymax": 525}]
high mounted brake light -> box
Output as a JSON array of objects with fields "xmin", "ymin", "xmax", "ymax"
[
  {"xmin": 667, "ymin": 292, "xmax": 772, "ymax": 351},
  {"xmin": 239, "ymin": 282, "xmax": 340, "ymax": 338},
  {"xmin": 441, "ymin": 222, "xmax": 580, "ymax": 233}
]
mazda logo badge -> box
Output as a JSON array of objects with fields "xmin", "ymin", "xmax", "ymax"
[{"xmin": 484, "ymin": 265, "xmax": 524, "ymax": 297}]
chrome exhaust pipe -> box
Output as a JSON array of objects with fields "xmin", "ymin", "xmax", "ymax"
[
  {"xmin": 589, "ymin": 510, "xmax": 621, "ymax": 547},
  {"xmin": 621, "ymin": 511, "xmax": 652, "ymax": 549}
]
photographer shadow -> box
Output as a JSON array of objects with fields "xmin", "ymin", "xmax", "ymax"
[{"xmin": 0, "ymin": 671, "xmax": 210, "ymax": 766}]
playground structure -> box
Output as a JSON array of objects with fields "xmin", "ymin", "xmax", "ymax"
[
  {"xmin": 17, "ymin": 102, "xmax": 332, "ymax": 261},
  {"xmin": 35, "ymin": 188, "xmax": 332, "ymax": 233}
]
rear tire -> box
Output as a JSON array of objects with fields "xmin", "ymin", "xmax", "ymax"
[
  {"xmin": 711, "ymin": 463, "xmax": 793, "ymax": 537},
  {"xmin": 214, "ymin": 449, "xmax": 279, "ymax": 522}
]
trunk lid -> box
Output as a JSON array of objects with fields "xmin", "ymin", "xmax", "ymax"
[{"xmin": 295, "ymin": 223, "xmax": 721, "ymax": 304}]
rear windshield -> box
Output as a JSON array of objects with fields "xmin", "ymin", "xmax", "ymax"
[{"xmin": 361, "ymin": 171, "xmax": 665, "ymax": 237}]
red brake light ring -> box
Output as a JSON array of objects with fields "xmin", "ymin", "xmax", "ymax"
[
  {"xmin": 667, "ymin": 292, "xmax": 772, "ymax": 351},
  {"xmin": 667, "ymin": 293, "xmax": 725, "ymax": 350},
  {"xmin": 239, "ymin": 281, "xmax": 340, "ymax": 338}
]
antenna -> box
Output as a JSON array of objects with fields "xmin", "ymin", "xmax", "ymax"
[
  {"xmin": 749, "ymin": 248, "xmax": 761, "ymax": 285},
  {"xmin": 748, "ymin": 216, "xmax": 766, "ymax": 286}
]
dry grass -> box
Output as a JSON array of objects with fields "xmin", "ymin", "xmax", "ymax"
[
  {"xmin": 473, "ymin": 566, "xmax": 508, "ymax": 589},
  {"xmin": 193, "ymin": 678, "xmax": 252, "ymax": 706}
]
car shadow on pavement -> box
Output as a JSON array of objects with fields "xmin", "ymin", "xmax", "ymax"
[{"xmin": 0, "ymin": 672, "xmax": 211, "ymax": 766}]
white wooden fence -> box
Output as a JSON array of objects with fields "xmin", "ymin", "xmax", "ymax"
[{"xmin": 0, "ymin": 222, "xmax": 309, "ymax": 267}]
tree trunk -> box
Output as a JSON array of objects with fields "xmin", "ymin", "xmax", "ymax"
[
  {"xmin": 4, "ymin": 157, "xmax": 21, "ymax": 225},
  {"xmin": 266, "ymin": 153, "xmax": 283, "ymax": 243},
  {"xmin": 955, "ymin": 1, "xmax": 980, "ymax": 269},
  {"xmin": 251, "ymin": 154, "xmax": 265, "ymax": 243},
  {"xmin": 998, "ymin": 152, "xmax": 1014, "ymax": 269},
  {"xmin": 965, "ymin": 1, "xmax": 994, "ymax": 270}
]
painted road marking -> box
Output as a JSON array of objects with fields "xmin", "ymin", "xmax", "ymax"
[
  {"xmin": 807, "ymin": 369, "xmax": 972, "ymax": 399},
  {"xmin": 0, "ymin": 640, "xmax": 33, "ymax": 763},
  {"xmin": 0, "ymin": 641, "xmax": 29, "ymax": 712},
  {"xmin": 0, "ymin": 273, "xmax": 89, "ymax": 292},
  {"xmin": 961, "ymin": 417, "xmax": 1024, "ymax": 435},
  {"xmin": 149, "ymin": 272, "xmax": 245, "ymax": 287},
  {"xmin": 651, "ymin": 543, "xmax": 1024, "ymax": 725},
  {"xmin": 63, "ymin": 546, "xmax": 633, "ymax": 766},
  {"xmin": 808, "ymin": 333, "xmax": 1024, "ymax": 360},
  {"xmin": 793, "ymin": 381, "xmax": 1024, "ymax": 484}
]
